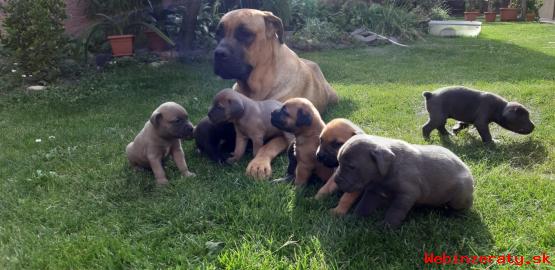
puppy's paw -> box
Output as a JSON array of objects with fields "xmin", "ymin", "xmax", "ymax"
[
  {"xmin": 314, "ymin": 191, "xmax": 328, "ymax": 200},
  {"xmin": 183, "ymin": 171, "xmax": 196, "ymax": 177},
  {"xmin": 156, "ymin": 178, "xmax": 169, "ymax": 186},
  {"xmin": 380, "ymin": 219, "xmax": 401, "ymax": 230},
  {"xmin": 329, "ymin": 207, "xmax": 348, "ymax": 217},
  {"xmin": 246, "ymin": 157, "xmax": 272, "ymax": 180},
  {"xmin": 225, "ymin": 156, "xmax": 238, "ymax": 164}
]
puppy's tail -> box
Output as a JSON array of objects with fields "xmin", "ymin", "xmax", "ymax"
[{"xmin": 422, "ymin": 91, "xmax": 433, "ymax": 100}]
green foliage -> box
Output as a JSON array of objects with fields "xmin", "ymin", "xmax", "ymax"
[
  {"xmin": 79, "ymin": 0, "xmax": 151, "ymax": 18},
  {"xmin": 261, "ymin": 0, "xmax": 292, "ymax": 27},
  {"xmin": 193, "ymin": 0, "xmax": 223, "ymax": 48},
  {"xmin": 428, "ymin": 5, "xmax": 450, "ymax": 20},
  {"xmin": 289, "ymin": 0, "xmax": 320, "ymax": 31},
  {"xmin": 366, "ymin": 3, "xmax": 423, "ymax": 41},
  {"xmin": 465, "ymin": 0, "xmax": 482, "ymax": 11},
  {"xmin": 0, "ymin": 0, "xmax": 68, "ymax": 82},
  {"xmin": 290, "ymin": 18, "xmax": 347, "ymax": 50},
  {"xmin": 527, "ymin": 0, "xmax": 544, "ymax": 12}
]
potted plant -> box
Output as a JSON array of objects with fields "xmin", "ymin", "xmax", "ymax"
[
  {"xmin": 143, "ymin": 5, "xmax": 182, "ymax": 52},
  {"xmin": 484, "ymin": 0, "xmax": 498, "ymax": 22},
  {"xmin": 500, "ymin": 0, "xmax": 520, "ymax": 21},
  {"xmin": 464, "ymin": 0, "xmax": 481, "ymax": 21},
  {"xmin": 526, "ymin": 0, "xmax": 543, "ymax": 21},
  {"xmin": 84, "ymin": 11, "xmax": 175, "ymax": 58}
]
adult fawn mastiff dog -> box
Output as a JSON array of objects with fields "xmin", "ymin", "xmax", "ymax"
[{"xmin": 197, "ymin": 8, "xmax": 338, "ymax": 179}]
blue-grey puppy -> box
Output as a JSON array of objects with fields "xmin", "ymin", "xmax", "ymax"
[
  {"xmin": 334, "ymin": 134, "xmax": 474, "ymax": 228},
  {"xmin": 422, "ymin": 86, "xmax": 534, "ymax": 143}
]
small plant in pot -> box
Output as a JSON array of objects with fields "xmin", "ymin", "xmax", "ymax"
[
  {"xmin": 84, "ymin": 10, "xmax": 174, "ymax": 58},
  {"xmin": 484, "ymin": 0, "xmax": 498, "ymax": 22},
  {"xmin": 500, "ymin": 0, "xmax": 520, "ymax": 21},
  {"xmin": 464, "ymin": 0, "xmax": 481, "ymax": 21},
  {"xmin": 526, "ymin": 0, "xmax": 543, "ymax": 21}
]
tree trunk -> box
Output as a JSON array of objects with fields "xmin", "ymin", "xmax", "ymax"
[
  {"xmin": 521, "ymin": 0, "xmax": 527, "ymax": 20},
  {"xmin": 173, "ymin": 0, "xmax": 202, "ymax": 51}
]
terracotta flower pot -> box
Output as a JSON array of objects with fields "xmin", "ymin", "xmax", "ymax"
[
  {"xmin": 145, "ymin": 30, "xmax": 168, "ymax": 52},
  {"xmin": 107, "ymin": 35, "xmax": 134, "ymax": 57},
  {"xmin": 526, "ymin": 12, "xmax": 536, "ymax": 21},
  {"xmin": 500, "ymin": 8, "xmax": 519, "ymax": 21},
  {"xmin": 484, "ymin": 12, "xmax": 497, "ymax": 22},
  {"xmin": 464, "ymin": 11, "xmax": 481, "ymax": 21}
]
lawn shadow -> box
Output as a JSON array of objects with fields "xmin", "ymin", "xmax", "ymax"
[
  {"xmin": 323, "ymin": 96, "xmax": 361, "ymax": 121},
  {"xmin": 441, "ymin": 135, "xmax": 548, "ymax": 169},
  {"xmin": 286, "ymin": 186, "xmax": 494, "ymax": 268}
]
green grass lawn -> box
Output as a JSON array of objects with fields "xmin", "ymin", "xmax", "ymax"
[{"xmin": 1, "ymin": 23, "xmax": 554, "ymax": 269}]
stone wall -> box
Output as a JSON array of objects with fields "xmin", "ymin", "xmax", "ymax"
[{"xmin": 539, "ymin": 0, "xmax": 555, "ymax": 20}]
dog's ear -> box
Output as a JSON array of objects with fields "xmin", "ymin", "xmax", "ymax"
[
  {"xmin": 229, "ymin": 98, "xmax": 245, "ymax": 119},
  {"xmin": 263, "ymin": 11, "xmax": 284, "ymax": 44},
  {"xmin": 370, "ymin": 146, "xmax": 395, "ymax": 177},
  {"xmin": 295, "ymin": 109, "xmax": 312, "ymax": 127},
  {"xmin": 150, "ymin": 111, "xmax": 162, "ymax": 128}
]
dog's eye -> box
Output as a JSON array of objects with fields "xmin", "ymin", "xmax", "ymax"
[
  {"xmin": 235, "ymin": 25, "xmax": 254, "ymax": 45},
  {"xmin": 332, "ymin": 141, "xmax": 342, "ymax": 148}
]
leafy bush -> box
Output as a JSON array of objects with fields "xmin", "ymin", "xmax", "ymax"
[
  {"xmin": 1, "ymin": 0, "xmax": 68, "ymax": 82},
  {"xmin": 81, "ymin": 0, "xmax": 149, "ymax": 17},
  {"xmin": 428, "ymin": 6, "xmax": 450, "ymax": 20},
  {"xmin": 366, "ymin": 3, "xmax": 423, "ymax": 41},
  {"xmin": 289, "ymin": 0, "xmax": 320, "ymax": 31},
  {"xmin": 193, "ymin": 0, "xmax": 223, "ymax": 48},
  {"xmin": 289, "ymin": 18, "xmax": 347, "ymax": 50}
]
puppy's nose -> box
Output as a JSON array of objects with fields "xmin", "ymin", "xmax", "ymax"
[{"xmin": 214, "ymin": 48, "xmax": 229, "ymax": 60}]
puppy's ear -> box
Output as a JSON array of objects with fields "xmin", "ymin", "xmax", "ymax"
[
  {"xmin": 150, "ymin": 112, "xmax": 162, "ymax": 128},
  {"xmin": 370, "ymin": 146, "xmax": 395, "ymax": 177},
  {"xmin": 295, "ymin": 109, "xmax": 312, "ymax": 127},
  {"xmin": 263, "ymin": 11, "xmax": 284, "ymax": 44},
  {"xmin": 228, "ymin": 98, "xmax": 245, "ymax": 119}
]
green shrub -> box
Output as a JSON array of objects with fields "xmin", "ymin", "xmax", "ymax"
[
  {"xmin": 80, "ymin": 0, "xmax": 148, "ymax": 17},
  {"xmin": 428, "ymin": 5, "xmax": 450, "ymax": 20},
  {"xmin": 367, "ymin": 3, "xmax": 422, "ymax": 41},
  {"xmin": 1, "ymin": 0, "xmax": 68, "ymax": 82},
  {"xmin": 289, "ymin": 17, "xmax": 346, "ymax": 50}
]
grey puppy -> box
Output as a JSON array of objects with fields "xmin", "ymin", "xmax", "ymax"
[
  {"xmin": 126, "ymin": 102, "xmax": 196, "ymax": 186},
  {"xmin": 334, "ymin": 134, "xmax": 474, "ymax": 228},
  {"xmin": 422, "ymin": 86, "xmax": 534, "ymax": 143}
]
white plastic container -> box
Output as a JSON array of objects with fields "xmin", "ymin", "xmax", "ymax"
[{"xmin": 428, "ymin": 20, "xmax": 482, "ymax": 37}]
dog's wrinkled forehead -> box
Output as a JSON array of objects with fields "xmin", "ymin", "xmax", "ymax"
[
  {"xmin": 214, "ymin": 89, "xmax": 238, "ymax": 104},
  {"xmin": 218, "ymin": 10, "xmax": 266, "ymax": 38},
  {"xmin": 338, "ymin": 135, "xmax": 367, "ymax": 158},
  {"xmin": 157, "ymin": 102, "xmax": 188, "ymax": 119},
  {"xmin": 322, "ymin": 120, "xmax": 356, "ymax": 143}
]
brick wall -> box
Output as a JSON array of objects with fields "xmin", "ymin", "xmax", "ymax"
[{"xmin": 64, "ymin": 0, "xmax": 92, "ymax": 36}]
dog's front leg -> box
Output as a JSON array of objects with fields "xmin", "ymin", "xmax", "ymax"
[
  {"xmin": 227, "ymin": 131, "xmax": 248, "ymax": 163},
  {"xmin": 383, "ymin": 193, "xmax": 416, "ymax": 229},
  {"xmin": 315, "ymin": 173, "xmax": 338, "ymax": 199},
  {"xmin": 148, "ymin": 154, "xmax": 168, "ymax": 186},
  {"xmin": 330, "ymin": 191, "xmax": 362, "ymax": 216},
  {"xmin": 171, "ymin": 141, "xmax": 195, "ymax": 177},
  {"xmin": 294, "ymin": 161, "xmax": 313, "ymax": 187}
]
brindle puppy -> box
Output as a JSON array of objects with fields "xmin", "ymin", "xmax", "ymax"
[{"xmin": 271, "ymin": 98, "xmax": 334, "ymax": 187}]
